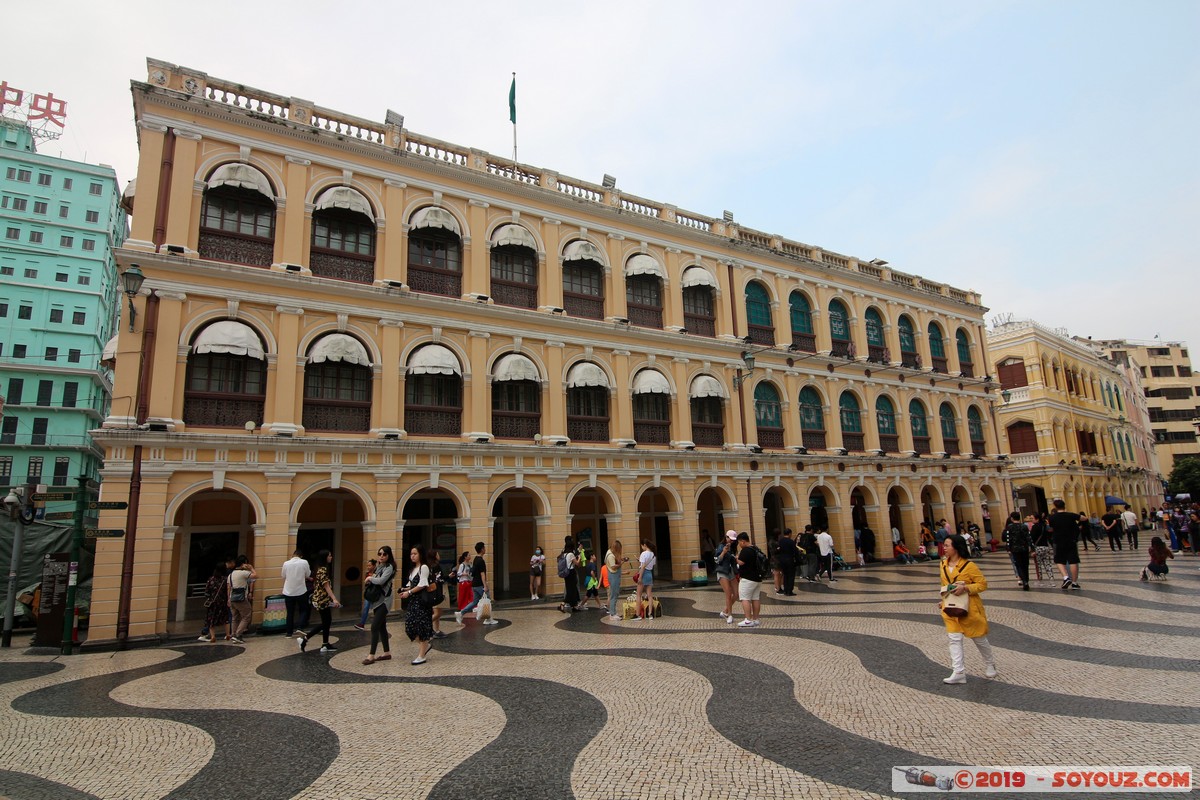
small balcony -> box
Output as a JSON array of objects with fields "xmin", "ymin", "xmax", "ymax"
[
  {"xmin": 757, "ymin": 427, "xmax": 785, "ymax": 450},
  {"xmin": 408, "ymin": 266, "xmax": 462, "ymax": 298},
  {"xmin": 634, "ymin": 420, "xmax": 670, "ymax": 445},
  {"xmin": 791, "ymin": 332, "xmax": 817, "ymax": 353},
  {"xmin": 691, "ymin": 423, "xmax": 725, "ymax": 448},
  {"xmin": 684, "ymin": 313, "xmax": 716, "ymax": 338},
  {"xmin": 841, "ymin": 432, "xmax": 865, "ymax": 452},
  {"xmin": 802, "ymin": 430, "xmax": 827, "ymax": 450}
]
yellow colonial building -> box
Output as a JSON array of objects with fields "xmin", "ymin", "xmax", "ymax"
[
  {"xmin": 989, "ymin": 319, "xmax": 1161, "ymax": 517},
  {"xmin": 87, "ymin": 60, "xmax": 1009, "ymax": 643}
]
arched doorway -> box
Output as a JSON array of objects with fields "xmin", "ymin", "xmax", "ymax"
[
  {"xmin": 569, "ymin": 488, "xmax": 610, "ymax": 564},
  {"xmin": 979, "ymin": 484, "xmax": 1000, "ymax": 536},
  {"xmin": 491, "ymin": 488, "xmax": 540, "ymax": 599},
  {"xmin": 298, "ymin": 488, "xmax": 366, "ymax": 608},
  {"xmin": 763, "ymin": 487, "xmax": 786, "ymax": 549},
  {"xmin": 401, "ymin": 489, "xmax": 459, "ymax": 599},
  {"xmin": 849, "ymin": 486, "xmax": 876, "ymax": 561},
  {"xmin": 808, "ymin": 486, "xmax": 833, "ymax": 532},
  {"xmin": 951, "ymin": 485, "xmax": 972, "ymax": 534},
  {"xmin": 887, "ymin": 485, "xmax": 909, "ymax": 546},
  {"xmin": 171, "ymin": 489, "xmax": 256, "ymax": 623},
  {"xmin": 639, "ymin": 489, "xmax": 673, "ymax": 580},
  {"xmin": 920, "ymin": 485, "xmax": 942, "ymax": 529},
  {"xmin": 697, "ymin": 485, "xmax": 728, "ymax": 572}
]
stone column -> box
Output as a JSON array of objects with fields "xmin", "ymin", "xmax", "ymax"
[
  {"xmin": 164, "ymin": 129, "xmax": 201, "ymax": 250},
  {"xmin": 279, "ymin": 156, "xmax": 311, "ymax": 266}
]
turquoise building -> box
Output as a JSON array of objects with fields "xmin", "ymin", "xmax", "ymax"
[{"xmin": 0, "ymin": 120, "xmax": 127, "ymax": 492}]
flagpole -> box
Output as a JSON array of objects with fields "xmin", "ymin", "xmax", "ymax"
[{"xmin": 511, "ymin": 72, "xmax": 517, "ymax": 163}]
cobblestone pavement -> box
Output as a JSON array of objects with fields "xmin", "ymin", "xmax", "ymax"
[{"xmin": 1, "ymin": 549, "xmax": 1197, "ymax": 799}]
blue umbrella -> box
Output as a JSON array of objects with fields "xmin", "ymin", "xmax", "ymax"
[{"xmin": 1104, "ymin": 495, "xmax": 1127, "ymax": 506}]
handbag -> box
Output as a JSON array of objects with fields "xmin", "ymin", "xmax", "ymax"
[
  {"xmin": 363, "ymin": 582, "xmax": 383, "ymax": 603},
  {"xmin": 940, "ymin": 560, "xmax": 971, "ymax": 618}
]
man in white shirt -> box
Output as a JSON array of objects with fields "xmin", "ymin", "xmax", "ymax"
[
  {"xmin": 281, "ymin": 549, "xmax": 312, "ymax": 637},
  {"xmin": 1121, "ymin": 505, "xmax": 1140, "ymax": 549},
  {"xmin": 815, "ymin": 529, "xmax": 836, "ymax": 582}
]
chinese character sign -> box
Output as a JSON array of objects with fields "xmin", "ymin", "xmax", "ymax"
[{"xmin": 0, "ymin": 80, "xmax": 67, "ymax": 136}]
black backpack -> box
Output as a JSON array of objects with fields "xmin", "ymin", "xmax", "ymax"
[
  {"xmin": 742, "ymin": 545, "xmax": 768, "ymax": 581},
  {"xmin": 425, "ymin": 565, "xmax": 446, "ymax": 606},
  {"xmin": 556, "ymin": 552, "xmax": 571, "ymax": 578}
]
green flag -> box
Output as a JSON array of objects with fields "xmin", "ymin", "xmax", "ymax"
[{"xmin": 508, "ymin": 75, "xmax": 516, "ymax": 124}]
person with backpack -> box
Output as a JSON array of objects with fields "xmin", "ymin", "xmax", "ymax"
[
  {"xmin": 454, "ymin": 541, "xmax": 490, "ymax": 624},
  {"xmin": 634, "ymin": 539, "xmax": 658, "ymax": 620},
  {"xmin": 774, "ymin": 528, "xmax": 799, "ymax": 595},
  {"xmin": 1003, "ymin": 511, "xmax": 1031, "ymax": 590},
  {"xmin": 734, "ymin": 532, "xmax": 765, "ymax": 627},
  {"xmin": 426, "ymin": 547, "xmax": 448, "ymax": 638},
  {"xmin": 798, "ymin": 526, "xmax": 819, "ymax": 582},
  {"xmin": 556, "ymin": 536, "xmax": 581, "ymax": 613}
]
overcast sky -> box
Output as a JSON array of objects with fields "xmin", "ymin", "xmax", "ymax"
[{"xmin": 8, "ymin": 0, "xmax": 1198, "ymax": 353}]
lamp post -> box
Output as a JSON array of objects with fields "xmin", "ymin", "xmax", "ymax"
[{"xmin": 3, "ymin": 486, "xmax": 35, "ymax": 648}]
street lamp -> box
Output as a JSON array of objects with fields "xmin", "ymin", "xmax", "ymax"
[
  {"xmin": 120, "ymin": 265, "xmax": 146, "ymax": 332},
  {"xmin": 3, "ymin": 486, "xmax": 34, "ymax": 647}
]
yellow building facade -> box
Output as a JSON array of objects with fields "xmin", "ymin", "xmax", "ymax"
[
  {"xmin": 87, "ymin": 60, "xmax": 1008, "ymax": 643},
  {"xmin": 989, "ymin": 320, "xmax": 1161, "ymax": 517}
]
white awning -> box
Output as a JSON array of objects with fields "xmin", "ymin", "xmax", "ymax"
[
  {"xmin": 207, "ymin": 163, "xmax": 274, "ymax": 200},
  {"xmin": 120, "ymin": 179, "xmax": 136, "ymax": 213},
  {"xmin": 632, "ymin": 370, "xmax": 671, "ymax": 395},
  {"xmin": 192, "ymin": 320, "xmax": 266, "ymax": 360},
  {"xmin": 562, "ymin": 240, "xmax": 606, "ymax": 264},
  {"xmin": 566, "ymin": 362, "xmax": 610, "ymax": 388},
  {"xmin": 409, "ymin": 206, "xmax": 460, "ymax": 235},
  {"xmin": 681, "ymin": 266, "xmax": 717, "ymax": 288},
  {"xmin": 407, "ymin": 344, "xmax": 461, "ymax": 376},
  {"xmin": 308, "ymin": 334, "xmax": 371, "ymax": 366},
  {"xmin": 625, "ymin": 253, "xmax": 664, "ymax": 278},
  {"xmin": 690, "ymin": 375, "xmax": 725, "ymax": 399},
  {"xmin": 492, "ymin": 224, "xmax": 536, "ymax": 250},
  {"xmin": 101, "ymin": 334, "xmax": 119, "ymax": 362},
  {"xmin": 493, "ymin": 353, "xmax": 540, "ymax": 382},
  {"xmin": 314, "ymin": 186, "xmax": 374, "ymax": 221}
]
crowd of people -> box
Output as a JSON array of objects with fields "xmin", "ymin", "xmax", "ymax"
[{"xmin": 196, "ymin": 495, "xmax": 1184, "ymax": 679}]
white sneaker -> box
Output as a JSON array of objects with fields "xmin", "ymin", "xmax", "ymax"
[
  {"xmin": 454, "ymin": 611, "xmax": 463, "ymax": 624},
  {"xmin": 726, "ymin": 614, "xmax": 734, "ymax": 624},
  {"xmin": 482, "ymin": 619, "xmax": 499, "ymax": 625},
  {"xmin": 943, "ymin": 672, "xmax": 967, "ymax": 685},
  {"xmin": 985, "ymin": 664, "xmax": 998, "ymax": 678},
  {"xmin": 737, "ymin": 619, "xmax": 755, "ymax": 627},
  {"xmin": 719, "ymin": 611, "xmax": 729, "ymax": 620},
  {"xmin": 647, "ymin": 614, "xmax": 653, "ymax": 620},
  {"xmin": 751, "ymin": 619, "xmax": 762, "ymax": 626}
]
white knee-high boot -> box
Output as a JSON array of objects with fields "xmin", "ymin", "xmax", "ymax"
[
  {"xmin": 944, "ymin": 633, "xmax": 966, "ymax": 683},
  {"xmin": 974, "ymin": 635, "xmax": 997, "ymax": 678}
]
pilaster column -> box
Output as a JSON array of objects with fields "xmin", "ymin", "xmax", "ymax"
[
  {"xmin": 164, "ymin": 129, "xmax": 201, "ymax": 249},
  {"xmin": 280, "ymin": 155, "xmax": 311, "ymax": 266},
  {"xmin": 146, "ymin": 291, "xmax": 185, "ymax": 427},
  {"xmin": 129, "ymin": 122, "xmax": 166, "ymax": 246},
  {"xmin": 466, "ymin": 331, "xmax": 489, "ymax": 434},
  {"xmin": 464, "ymin": 199, "xmax": 488, "ymax": 298}
]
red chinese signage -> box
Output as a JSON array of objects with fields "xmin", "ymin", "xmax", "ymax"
[{"xmin": 0, "ymin": 80, "xmax": 67, "ymax": 127}]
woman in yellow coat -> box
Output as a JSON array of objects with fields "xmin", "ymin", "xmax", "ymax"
[{"xmin": 940, "ymin": 534, "xmax": 997, "ymax": 684}]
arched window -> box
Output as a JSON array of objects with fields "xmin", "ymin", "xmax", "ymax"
[
  {"xmin": 407, "ymin": 207, "xmax": 462, "ymax": 298},
  {"xmin": 799, "ymin": 387, "xmax": 826, "ymax": 450},
  {"xmin": 997, "ymin": 357, "xmax": 1028, "ymax": 389},
  {"xmin": 1124, "ymin": 433, "xmax": 1133, "ymax": 463},
  {"xmin": 689, "ymin": 375, "xmax": 725, "ymax": 447},
  {"xmin": 565, "ymin": 362, "xmax": 610, "ymax": 442},
  {"xmin": 789, "ymin": 291, "xmax": 816, "ymax": 352},
  {"xmin": 939, "ymin": 403, "xmax": 960, "ymax": 455},
  {"xmin": 745, "ymin": 282, "xmax": 773, "ymax": 345},
  {"xmin": 967, "ymin": 406, "xmax": 985, "ymax": 454},
  {"xmin": 302, "ymin": 334, "xmax": 372, "ymax": 432},
  {"xmin": 310, "ymin": 187, "xmax": 375, "ymax": 283},
  {"xmin": 928, "ymin": 322, "xmax": 947, "ymax": 372},
  {"xmin": 625, "ymin": 254, "xmax": 664, "ymax": 328},
  {"xmin": 198, "ymin": 164, "xmax": 276, "ymax": 267},
  {"xmin": 909, "ymin": 399, "xmax": 930, "ymax": 455},
  {"xmin": 1115, "ymin": 431, "xmax": 1127, "ymax": 461},
  {"xmin": 955, "ymin": 329, "xmax": 974, "ymax": 377},
  {"xmin": 631, "ymin": 369, "xmax": 671, "ymax": 445},
  {"xmin": 829, "ymin": 299, "xmax": 852, "ymax": 358},
  {"xmin": 183, "ymin": 321, "xmax": 267, "ymax": 427},
  {"xmin": 898, "ymin": 315, "xmax": 920, "ymax": 368},
  {"xmin": 1006, "ymin": 420, "xmax": 1037, "ymax": 454},
  {"xmin": 681, "ymin": 267, "xmax": 717, "ymax": 337},
  {"xmin": 405, "ymin": 344, "xmax": 463, "ymax": 436},
  {"xmin": 865, "ymin": 308, "xmax": 887, "ymax": 363},
  {"xmin": 876, "ymin": 395, "xmax": 898, "ymax": 452},
  {"xmin": 492, "ymin": 353, "xmax": 541, "ymax": 439},
  {"xmin": 490, "ymin": 225, "xmax": 538, "ymax": 309},
  {"xmin": 562, "ymin": 241, "xmax": 606, "ymax": 319},
  {"xmin": 839, "ymin": 392, "xmax": 864, "ymax": 452},
  {"xmin": 754, "ymin": 382, "xmax": 783, "ymax": 449}
]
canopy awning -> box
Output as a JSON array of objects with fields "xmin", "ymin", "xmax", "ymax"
[
  {"xmin": 120, "ymin": 179, "xmax": 136, "ymax": 213},
  {"xmin": 625, "ymin": 253, "xmax": 665, "ymax": 279},
  {"xmin": 407, "ymin": 344, "xmax": 461, "ymax": 376},
  {"xmin": 1104, "ymin": 495, "xmax": 1129, "ymax": 506},
  {"xmin": 308, "ymin": 334, "xmax": 371, "ymax": 366},
  {"xmin": 632, "ymin": 370, "xmax": 671, "ymax": 395},
  {"xmin": 689, "ymin": 375, "xmax": 725, "ymax": 399},
  {"xmin": 101, "ymin": 334, "xmax": 119, "ymax": 362},
  {"xmin": 207, "ymin": 163, "xmax": 274, "ymax": 200},
  {"xmin": 681, "ymin": 266, "xmax": 717, "ymax": 288},
  {"xmin": 192, "ymin": 320, "xmax": 266, "ymax": 360},
  {"xmin": 565, "ymin": 362, "xmax": 610, "ymax": 389},
  {"xmin": 562, "ymin": 239, "xmax": 606, "ymax": 264},
  {"xmin": 492, "ymin": 224, "xmax": 536, "ymax": 250},
  {"xmin": 409, "ymin": 206, "xmax": 460, "ymax": 236},
  {"xmin": 493, "ymin": 353, "xmax": 540, "ymax": 382},
  {"xmin": 313, "ymin": 186, "xmax": 374, "ymax": 221}
]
